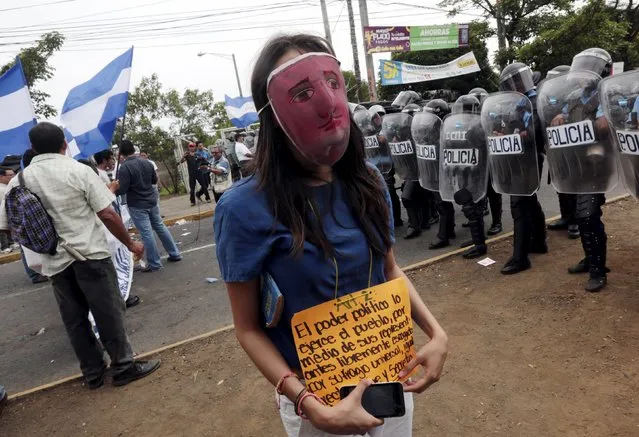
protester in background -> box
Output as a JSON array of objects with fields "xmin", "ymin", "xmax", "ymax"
[
  {"xmin": 0, "ymin": 123, "xmax": 160, "ymax": 388},
  {"xmin": 116, "ymin": 140, "xmax": 182, "ymax": 272},
  {"xmin": 194, "ymin": 141, "xmax": 212, "ymax": 203},
  {"xmin": 0, "ymin": 383, "xmax": 6, "ymax": 409},
  {"xmin": 0, "ymin": 167, "xmax": 16, "ymax": 252},
  {"xmin": 78, "ymin": 159, "xmax": 140, "ymax": 309},
  {"xmin": 210, "ymin": 143, "xmax": 231, "ymax": 203},
  {"xmin": 180, "ymin": 142, "xmax": 199, "ymax": 206},
  {"xmin": 215, "ymin": 34, "xmax": 447, "ymax": 436},
  {"xmin": 94, "ymin": 149, "xmax": 115, "ymax": 185},
  {"xmin": 234, "ymin": 132, "xmax": 253, "ymax": 176},
  {"xmin": 140, "ymin": 150, "xmax": 161, "ymax": 205}
]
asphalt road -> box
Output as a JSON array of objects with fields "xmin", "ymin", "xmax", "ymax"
[{"xmin": 0, "ymin": 166, "xmax": 627, "ymax": 393}]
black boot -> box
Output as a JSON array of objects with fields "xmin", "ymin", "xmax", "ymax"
[
  {"xmin": 461, "ymin": 202, "xmax": 487, "ymax": 259},
  {"xmin": 547, "ymin": 217, "xmax": 569, "ymax": 231},
  {"xmin": 568, "ymin": 257, "xmax": 589, "ymax": 274},
  {"xmin": 529, "ymin": 196, "xmax": 548, "ymax": 253},
  {"xmin": 487, "ymin": 185, "xmax": 502, "ymax": 236},
  {"xmin": 586, "ymin": 229, "xmax": 609, "ymax": 292},
  {"xmin": 404, "ymin": 207, "xmax": 422, "ymax": 239},
  {"xmin": 462, "ymin": 244, "xmax": 487, "ymax": 259},
  {"xmin": 502, "ymin": 200, "xmax": 531, "ymax": 274},
  {"xmin": 429, "ymin": 239, "xmax": 450, "ymax": 249},
  {"xmin": 487, "ymin": 223, "xmax": 503, "ymax": 236},
  {"xmin": 568, "ymin": 224, "xmax": 580, "ymax": 239}
]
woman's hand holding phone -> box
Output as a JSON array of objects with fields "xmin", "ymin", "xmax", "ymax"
[{"xmin": 303, "ymin": 379, "xmax": 382, "ymax": 435}]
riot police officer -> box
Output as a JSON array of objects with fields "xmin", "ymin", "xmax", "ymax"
[
  {"xmin": 423, "ymin": 99, "xmax": 457, "ymax": 249},
  {"xmin": 440, "ymin": 95, "xmax": 489, "ymax": 259},
  {"xmin": 497, "ymin": 62, "xmax": 548, "ymax": 274},
  {"xmin": 543, "ymin": 65, "xmax": 579, "ymax": 239},
  {"xmin": 400, "ymin": 103, "xmax": 432, "ymax": 238},
  {"xmin": 469, "ymin": 87, "xmax": 503, "ymax": 237},
  {"xmin": 540, "ymin": 48, "xmax": 616, "ymax": 292}
]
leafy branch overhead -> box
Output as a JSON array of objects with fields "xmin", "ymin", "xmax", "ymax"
[{"xmin": 0, "ymin": 32, "xmax": 65, "ymax": 118}]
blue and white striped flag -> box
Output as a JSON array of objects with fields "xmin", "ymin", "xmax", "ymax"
[
  {"xmin": 61, "ymin": 48, "xmax": 133, "ymax": 159},
  {"xmin": 0, "ymin": 58, "xmax": 37, "ymax": 160},
  {"xmin": 224, "ymin": 95, "xmax": 258, "ymax": 128}
]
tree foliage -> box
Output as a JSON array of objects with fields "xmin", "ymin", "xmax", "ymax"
[
  {"xmin": 440, "ymin": 0, "xmax": 572, "ymax": 67},
  {"xmin": 0, "ymin": 32, "xmax": 65, "ymax": 118},
  {"xmin": 122, "ymin": 74, "xmax": 231, "ymax": 193},
  {"xmin": 342, "ymin": 70, "xmax": 370, "ymax": 102},
  {"xmin": 378, "ymin": 21, "xmax": 499, "ymax": 101},
  {"xmin": 518, "ymin": 0, "xmax": 639, "ymax": 73}
]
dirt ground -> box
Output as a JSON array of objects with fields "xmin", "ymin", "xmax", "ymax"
[{"xmin": 2, "ymin": 199, "xmax": 638, "ymax": 437}]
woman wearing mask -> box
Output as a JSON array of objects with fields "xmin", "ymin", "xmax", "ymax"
[{"xmin": 214, "ymin": 34, "xmax": 448, "ymax": 436}]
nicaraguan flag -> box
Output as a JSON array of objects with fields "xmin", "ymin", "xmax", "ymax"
[
  {"xmin": 0, "ymin": 58, "xmax": 37, "ymax": 160},
  {"xmin": 225, "ymin": 95, "xmax": 258, "ymax": 128},
  {"xmin": 61, "ymin": 47, "xmax": 133, "ymax": 159},
  {"xmin": 63, "ymin": 127, "xmax": 81, "ymax": 159}
]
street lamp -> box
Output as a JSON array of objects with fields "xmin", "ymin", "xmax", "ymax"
[{"xmin": 197, "ymin": 52, "xmax": 243, "ymax": 97}]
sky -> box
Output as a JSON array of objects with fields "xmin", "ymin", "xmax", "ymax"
[{"xmin": 0, "ymin": 0, "xmax": 494, "ymax": 122}]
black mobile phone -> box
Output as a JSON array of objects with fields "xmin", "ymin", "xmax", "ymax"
[{"xmin": 339, "ymin": 382, "xmax": 405, "ymax": 418}]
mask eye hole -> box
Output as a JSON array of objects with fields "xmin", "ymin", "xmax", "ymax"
[
  {"xmin": 291, "ymin": 89, "xmax": 314, "ymax": 103},
  {"xmin": 327, "ymin": 78, "xmax": 339, "ymax": 90}
]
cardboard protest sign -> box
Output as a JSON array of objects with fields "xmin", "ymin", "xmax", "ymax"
[{"xmin": 291, "ymin": 278, "xmax": 416, "ymax": 406}]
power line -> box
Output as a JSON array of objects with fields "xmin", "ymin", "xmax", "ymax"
[{"xmin": 0, "ymin": 0, "xmax": 80, "ymax": 13}]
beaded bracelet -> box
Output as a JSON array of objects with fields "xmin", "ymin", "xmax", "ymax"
[
  {"xmin": 296, "ymin": 391, "xmax": 326, "ymax": 419},
  {"xmin": 293, "ymin": 387, "xmax": 307, "ymax": 412},
  {"xmin": 276, "ymin": 372, "xmax": 299, "ymax": 395}
]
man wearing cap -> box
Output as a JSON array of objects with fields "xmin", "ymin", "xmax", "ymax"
[{"xmin": 234, "ymin": 132, "xmax": 253, "ymax": 177}]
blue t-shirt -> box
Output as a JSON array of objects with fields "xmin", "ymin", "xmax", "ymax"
[{"xmin": 214, "ymin": 165, "xmax": 395, "ymax": 369}]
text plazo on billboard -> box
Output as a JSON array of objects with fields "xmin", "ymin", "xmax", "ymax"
[
  {"xmin": 364, "ymin": 24, "xmax": 469, "ymax": 54},
  {"xmin": 291, "ymin": 278, "xmax": 416, "ymax": 406}
]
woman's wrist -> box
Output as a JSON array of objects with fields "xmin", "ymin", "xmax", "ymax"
[{"xmin": 301, "ymin": 396, "xmax": 328, "ymax": 423}]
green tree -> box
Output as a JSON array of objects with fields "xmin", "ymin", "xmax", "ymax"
[
  {"xmin": 342, "ymin": 70, "xmax": 370, "ymax": 102},
  {"xmin": 0, "ymin": 32, "xmax": 65, "ymax": 118},
  {"xmin": 517, "ymin": 0, "xmax": 639, "ymax": 73},
  {"xmin": 122, "ymin": 74, "xmax": 228, "ymax": 194},
  {"xmin": 378, "ymin": 21, "xmax": 499, "ymax": 101},
  {"xmin": 518, "ymin": 0, "xmax": 639, "ymax": 72},
  {"xmin": 440, "ymin": 0, "xmax": 572, "ymax": 67}
]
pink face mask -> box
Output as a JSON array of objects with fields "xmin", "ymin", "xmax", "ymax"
[{"xmin": 265, "ymin": 53, "xmax": 351, "ymax": 166}]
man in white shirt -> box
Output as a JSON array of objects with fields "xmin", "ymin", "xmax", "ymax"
[
  {"xmin": 140, "ymin": 151, "xmax": 160, "ymax": 205},
  {"xmin": 234, "ymin": 132, "xmax": 253, "ymax": 177},
  {"xmin": 0, "ymin": 122, "xmax": 161, "ymax": 389}
]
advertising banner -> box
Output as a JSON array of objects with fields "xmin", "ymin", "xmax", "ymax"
[
  {"xmin": 380, "ymin": 52, "xmax": 481, "ymax": 86},
  {"xmin": 364, "ymin": 24, "xmax": 469, "ymax": 54}
]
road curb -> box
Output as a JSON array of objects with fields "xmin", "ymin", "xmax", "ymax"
[
  {"xmin": 0, "ymin": 209, "xmax": 215, "ymax": 265},
  {"xmin": 4, "ymin": 194, "xmax": 632, "ymax": 400}
]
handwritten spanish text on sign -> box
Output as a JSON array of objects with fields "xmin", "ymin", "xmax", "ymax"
[{"xmin": 291, "ymin": 278, "xmax": 416, "ymax": 406}]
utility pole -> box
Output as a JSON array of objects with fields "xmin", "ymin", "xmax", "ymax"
[
  {"xmin": 346, "ymin": 0, "xmax": 363, "ymax": 102},
  {"xmin": 231, "ymin": 54, "xmax": 243, "ymax": 97},
  {"xmin": 358, "ymin": 0, "xmax": 377, "ymax": 102},
  {"xmin": 495, "ymin": 0, "xmax": 507, "ymax": 68},
  {"xmin": 319, "ymin": 0, "xmax": 332, "ymax": 46}
]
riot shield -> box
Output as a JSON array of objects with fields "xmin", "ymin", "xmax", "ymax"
[
  {"xmin": 480, "ymin": 91, "xmax": 540, "ymax": 195},
  {"xmin": 439, "ymin": 113, "xmax": 488, "ymax": 203},
  {"xmin": 381, "ymin": 112, "xmax": 419, "ymax": 181},
  {"xmin": 537, "ymin": 70, "xmax": 618, "ymax": 193},
  {"xmin": 411, "ymin": 111, "xmax": 441, "ymax": 191},
  {"xmin": 353, "ymin": 109, "xmax": 392, "ymax": 175},
  {"xmin": 599, "ymin": 70, "xmax": 639, "ymax": 198}
]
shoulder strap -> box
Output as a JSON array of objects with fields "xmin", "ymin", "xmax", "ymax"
[{"xmin": 18, "ymin": 170, "xmax": 25, "ymax": 188}]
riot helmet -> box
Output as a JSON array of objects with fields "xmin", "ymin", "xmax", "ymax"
[
  {"xmin": 392, "ymin": 90, "xmax": 421, "ymax": 109},
  {"xmin": 533, "ymin": 71, "xmax": 542, "ymax": 86},
  {"xmin": 402, "ymin": 103, "xmax": 422, "ymax": 116},
  {"xmin": 369, "ymin": 104, "xmax": 386, "ymax": 116},
  {"xmin": 348, "ymin": 102, "xmax": 366, "ymax": 114},
  {"xmin": 468, "ymin": 87, "xmax": 488, "ymax": 103},
  {"xmin": 570, "ymin": 48, "xmax": 612, "ymax": 78},
  {"xmin": 452, "ymin": 95, "xmax": 480, "ymax": 114},
  {"xmin": 546, "ymin": 65, "xmax": 570, "ymax": 79},
  {"xmin": 499, "ymin": 62, "xmax": 535, "ymax": 93},
  {"xmin": 424, "ymin": 98, "xmax": 450, "ymax": 118}
]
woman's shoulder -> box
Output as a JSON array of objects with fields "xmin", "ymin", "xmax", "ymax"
[{"xmin": 215, "ymin": 176, "xmax": 271, "ymax": 219}]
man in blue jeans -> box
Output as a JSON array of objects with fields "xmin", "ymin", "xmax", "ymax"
[{"xmin": 115, "ymin": 140, "xmax": 182, "ymax": 272}]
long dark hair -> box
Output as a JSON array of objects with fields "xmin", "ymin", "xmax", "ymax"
[{"xmin": 251, "ymin": 34, "xmax": 391, "ymax": 258}]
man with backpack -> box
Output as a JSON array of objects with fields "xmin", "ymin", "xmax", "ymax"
[{"xmin": 0, "ymin": 122, "xmax": 161, "ymax": 389}]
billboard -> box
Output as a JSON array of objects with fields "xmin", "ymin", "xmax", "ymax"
[
  {"xmin": 380, "ymin": 52, "xmax": 481, "ymax": 86},
  {"xmin": 364, "ymin": 24, "xmax": 470, "ymax": 54}
]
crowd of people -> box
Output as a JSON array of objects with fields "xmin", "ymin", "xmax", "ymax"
[{"xmin": 0, "ymin": 31, "xmax": 636, "ymax": 436}]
